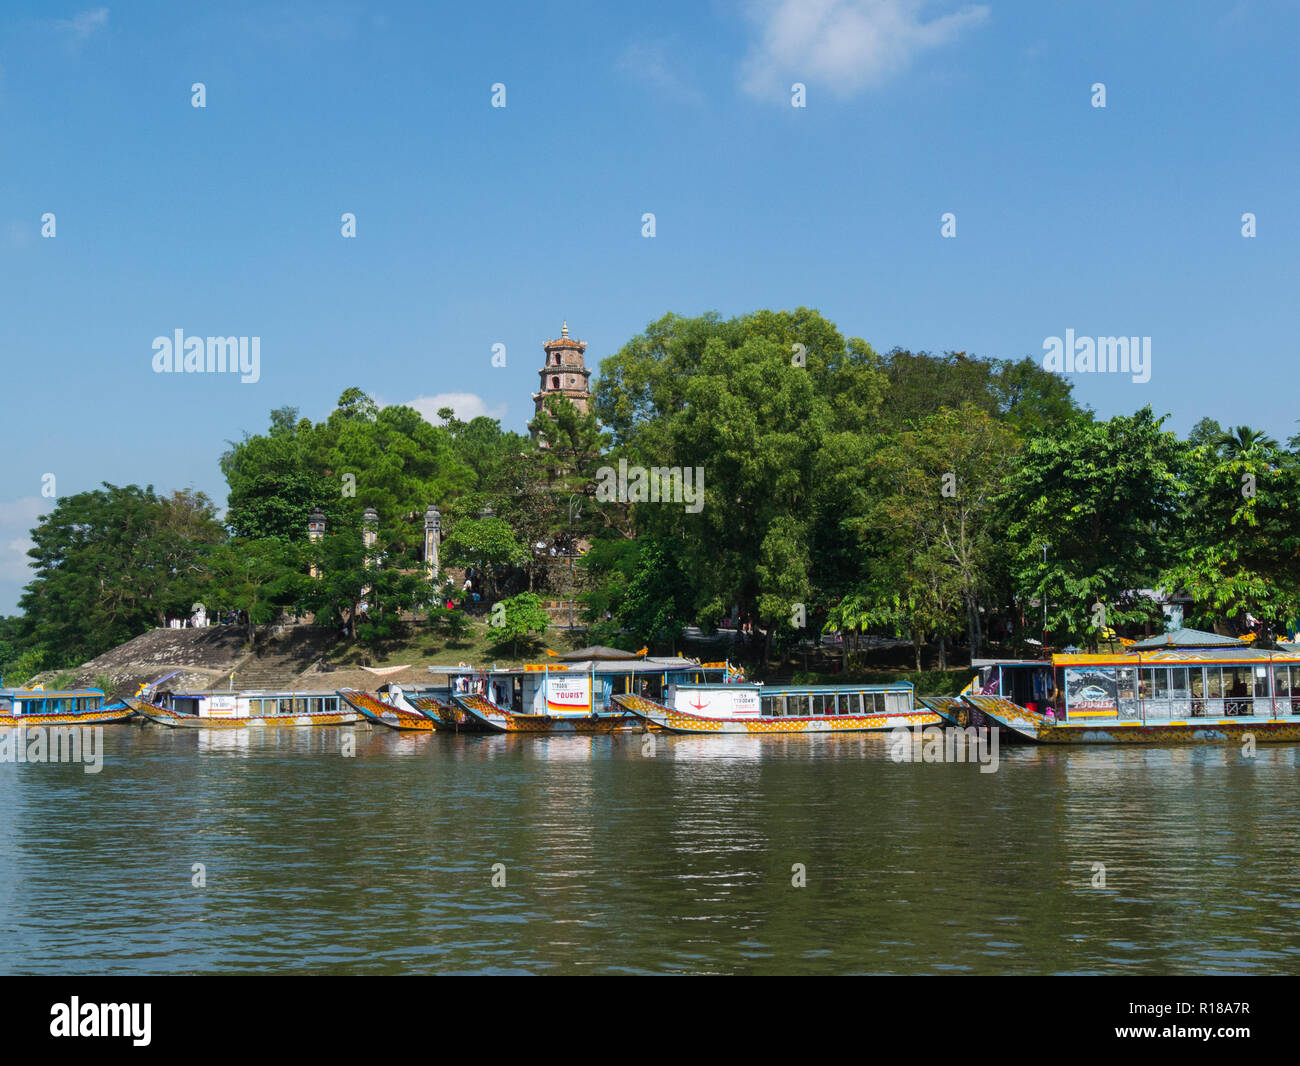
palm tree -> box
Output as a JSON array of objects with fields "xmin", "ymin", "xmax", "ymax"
[{"xmin": 1220, "ymin": 425, "xmax": 1278, "ymax": 459}]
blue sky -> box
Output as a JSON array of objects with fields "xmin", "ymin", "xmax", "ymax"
[{"xmin": 1, "ymin": 1, "xmax": 1296, "ymax": 613}]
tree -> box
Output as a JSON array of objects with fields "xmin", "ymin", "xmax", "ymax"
[
  {"xmin": 19, "ymin": 484, "xmax": 224, "ymax": 666},
  {"xmin": 594, "ymin": 308, "xmax": 885, "ymax": 665},
  {"xmin": 206, "ymin": 539, "xmax": 303, "ymax": 647},
  {"xmin": 999, "ymin": 407, "xmax": 1185, "ymax": 648},
  {"xmin": 611, "ymin": 538, "xmax": 693, "ymax": 651},
  {"xmin": 487, "ymin": 592, "xmax": 550, "ymax": 657},
  {"xmin": 1162, "ymin": 428, "xmax": 1300, "ymax": 635},
  {"xmin": 440, "ymin": 516, "xmax": 528, "ymax": 600},
  {"xmin": 864, "ymin": 404, "xmax": 1018, "ymax": 660}
]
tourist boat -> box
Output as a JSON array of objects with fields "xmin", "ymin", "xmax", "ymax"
[
  {"xmin": 382, "ymin": 676, "xmax": 487, "ymax": 732},
  {"xmin": 447, "ymin": 650, "xmax": 737, "ymax": 734},
  {"xmin": 918, "ymin": 628, "xmax": 1300, "ymax": 744},
  {"xmin": 614, "ymin": 680, "xmax": 940, "ymax": 734},
  {"xmin": 127, "ymin": 687, "xmax": 359, "ymax": 728},
  {"xmin": 339, "ymin": 686, "xmax": 440, "ymax": 732},
  {"xmin": 0, "ymin": 687, "xmax": 134, "ymax": 727}
]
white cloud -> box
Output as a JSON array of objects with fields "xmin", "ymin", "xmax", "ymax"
[
  {"xmin": 58, "ymin": 7, "xmax": 109, "ymax": 43},
  {"xmin": 404, "ymin": 393, "xmax": 508, "ymax": 426},
  {"xmin": 0, "ymin": 497, "xmax": 50, "ymax": 584},
  {"xmin": 738, "ymin": 0, "xmax": 990, "ymax": 99},
  {"xmin": 616, "ymin": 40, "xmax": 704, "ymax": 104}
]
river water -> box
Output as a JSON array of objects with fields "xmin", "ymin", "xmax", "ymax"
[{"xmin": 2, "ymin": 723, "xmax": 1297, "ymax": 974}]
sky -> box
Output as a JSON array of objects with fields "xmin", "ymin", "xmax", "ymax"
[{"xmin": 1, "ymin": 0, "xmax": 1297, "ymax": 614}]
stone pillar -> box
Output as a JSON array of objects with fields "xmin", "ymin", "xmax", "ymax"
[
  {"xmin": 424, "ymin": 504, "xmax": 441, "ymax": 581},
  {"xmin": 362, "ymin": 507, "xmax": 379, "ymax": 566},
  {"xmin": 307, "ymin": 508, "xmax": 326, "ymax": 578},
  {"xmin": 361, "ymin": 507, "xmax": 378, "ymax": 598}
]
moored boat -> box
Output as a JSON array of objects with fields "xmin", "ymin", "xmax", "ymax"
[
  {"xmin": 127, "ymin": 688, "xmax": 359, "ymax": 728},
  {"xmin": 445, "ymin": 651, "xmax": 736, "ymax": 734},
  {"xmin": 614, "ymin": 681, "xmax": 940, "ymax": 734},
  {"xmin": 339, "ymin": 687, "xmax": 439, "ymax": 731},
  {"xmin": 0, "ymin": 687, "xmax": 134, "ymax": 727},
  {"xmin": 923, "ymin": 628, "xmax": 1300, "ymax": 744}
]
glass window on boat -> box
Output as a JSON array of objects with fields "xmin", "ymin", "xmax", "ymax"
[
  {"xmin": 47, "ymin": 698, "xmax": 62, "ymax": 713},
  {"xmin": 1207, "ymin": 668, "xmax": 1223, "ymax": 698},
  {"xmin": 1169, "ymin": 667, "xmax": 1191, "ymax": 698},
  {"xmin": 1116, "ymin": 667, "xmax": 1137, "ymax": 700},
  {"xmin": 1224, "ymin": 667, "xmax": 1250, "ymax": 699},
  {"xmin": 325, "ymin": 696, "xmax": 339, "ymax": 713},
  {"xmin": 1274, "ymin": 665, "xmax": 1291, "ymax": 697},
  {"xmin": 1253, "ymin": 666, "xmax": 1271, "ymax": 698},
  {"xmin": 1140, "ymin": 669, "xmax": 1168, "ymax": 699},
  {"xmin": 309, "ymin": 698, "xmax": 323, "ymax": 714},
  {"xmin": 279, "ymin": 698, "xmax": 294, "ymax": 715}
]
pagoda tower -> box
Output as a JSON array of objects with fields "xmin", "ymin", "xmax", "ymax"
[{"xmin": 532, "ymin": 322, "xmax": 591, "ymax": 437}]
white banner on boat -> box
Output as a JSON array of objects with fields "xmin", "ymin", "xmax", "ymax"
[
  {"xmin": 545, "ymin": 676, "xmax": 592, "ymax": 716},
  {"xmin": 203, "ymin": 695, "xmax": 239, "ymax": 718},
  {"xmin": 675, "ymin": 688, "xmax": 760, "ymax": 718}
]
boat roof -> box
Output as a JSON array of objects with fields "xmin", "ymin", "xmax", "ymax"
[
  {"xmin": 0, "ymin": 687, "xmax": 104, "ymax": 697},
  {"xmin": 160, "ymin": 689, "xmax": 343, "ymax": 697},
  {"xmin": 689, "ymin": 681, "xmax": 913, "ymax": 693},
  {"xmin": 470, "ymin": 656, "xmax": 713, "ymax": 676},
  {"xmin": 549, "ymin": 645, "xmax": 646, "ymax": 661},
  {"xmin": 1128, "ymin": 627, "xmax": 1249, "ymax": 649}
]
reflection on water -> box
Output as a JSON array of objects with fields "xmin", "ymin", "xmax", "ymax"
[{"xmin": 0, "ymin": 726, "xmax": 1297, "ymax": 974}]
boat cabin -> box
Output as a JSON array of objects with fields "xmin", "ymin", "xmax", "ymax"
[
  {"xmin": 153, "ymin": 690, "xmax": 344, "ymax": 719},
  {"xmin": 0, "ymin": 688, "xmax": 106, "ymax": 717},
  {"xmin": 434, "ymin": 651, "xmax": 733, "ymax": 717},
  {"xmin": 975, "ymin": 629, "xmax": 1300, "ymax": 722},
  {"xmin": 668, "ymin": 681, "xmax": 914, "ymax": 719}
]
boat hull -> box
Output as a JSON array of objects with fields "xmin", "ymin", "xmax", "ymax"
[
  {"xmin": 339, "ymin": 689, "xmax": 438, "ymax": 731},
  {"xmin": 410, "ymin": 696, "xmax": 488, "ymax": 733},
  {"xmin": 454, "ymin": 694, "xmax": 631, "ymax": 734},
  {"xmin": 126, "ymin": 697, "xmax": 358, "ymax": 729},
  {"xmin": 0, "ymin": 703, "xmax": 135, "ymax": 728},
  {"xmin": 613, "ymin": 693, "xmax": 942, "ymax": 734},
  {"xmin": 961, "ymin": 693, "xmax": 1300, "ymax": 744}
]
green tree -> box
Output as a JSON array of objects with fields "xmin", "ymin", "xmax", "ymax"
[
  {"xmin": 440, "ymin": 516, "xmax": 528, "ymax": 600},
  {"xmin": 19, "ymin": 484, "xmax": 224, "ymax": 666},
  {"xmin": 487, "ymin": 591, "xmax": 551, "ymax": 657},
  {"xmin": 999, "ymin": 407, "xmax": 1185, "ymax": 648},
  {"xmin": 207, "ymin": 538, "xmax": 304, "ymax": 647},
  {"xmin": 1162, "ymin": 428, "xmax": 1300, "ymax": 635}
]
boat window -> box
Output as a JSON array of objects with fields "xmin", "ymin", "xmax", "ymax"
[
  {"xmin": 1141, "ymin": 669, "xmax": 1168, "ymax": 699},
  {"xmin": 1169, "ymin": 668, "xmax": 1190, "ymax": 697},
  {"xmin": 279, "ymin": 698, "xmax": 293, "ymax": 714},
  {"xmin": 1274, "ymin": 666, "xmax": 1291, "ymax": 696},
  {"xmin": 48, "ymin": 698, "xmax": 62, "ymax": 713},
  {"xmin": 1116, "ymin": 668, "xmax": 1137, "ymax": 699},
  {"xmin": 325, "ymin": 697, "xmax": 339, "ymax": 713},
  {"xmin": 1207, "ymin": 669, "xmax": 1223, "ymax": 698},
  {"xmin": 1253, "ymin": 666, "xmax": 1270, "ymax": 698},
  {"xmin": 1224, "ymin": 667, "xmax": 1250, "ymax": 699},
  {"xmin": 310, "ymin": 698, "xmax": 323, "ymax": 714}
]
